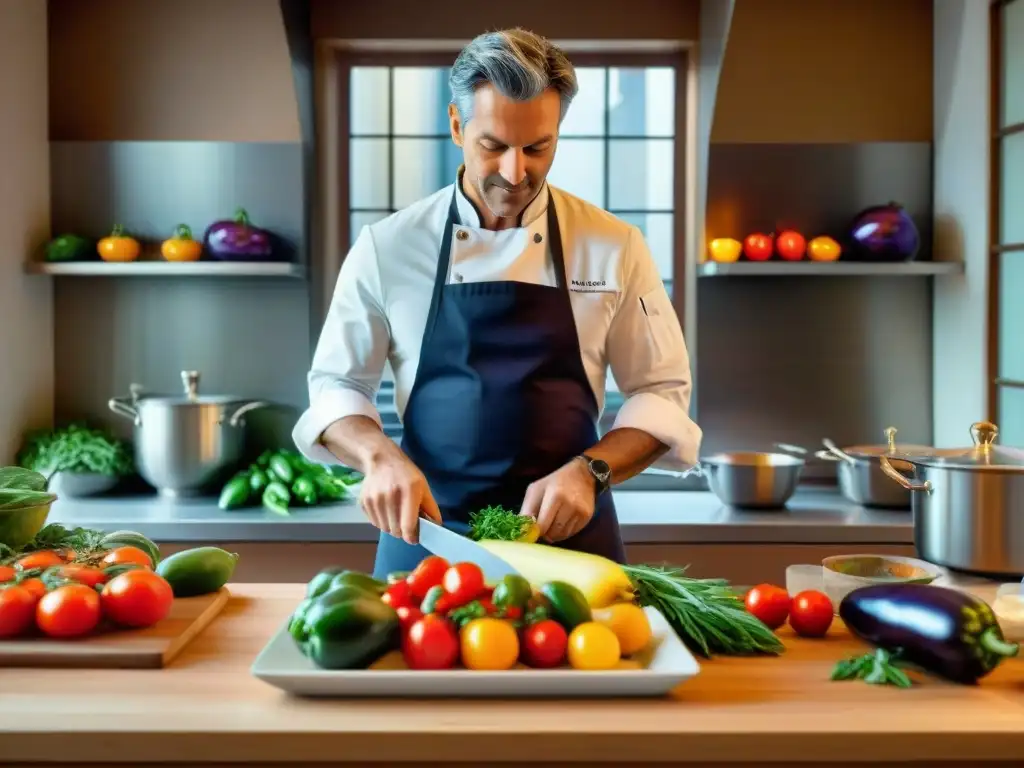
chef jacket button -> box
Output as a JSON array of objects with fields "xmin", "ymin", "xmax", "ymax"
[
  {"xmin": 456, "ymin": 229, "xmax": 469, "ymax": 241},
  {"xmin": 534, "ymin": 232, "xmax": 543, "ymax": 243}
]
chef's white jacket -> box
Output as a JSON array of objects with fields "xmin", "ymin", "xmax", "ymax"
[{"xmin": 293, "ymin": 178, "xmax": 703, "ymax": 472}]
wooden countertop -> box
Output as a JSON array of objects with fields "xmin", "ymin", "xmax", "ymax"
[{"xmin": 1, "ymin": 583, "xmax": 1023, "ymax": 767}]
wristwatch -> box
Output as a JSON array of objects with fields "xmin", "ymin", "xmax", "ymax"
[{"xmin": 578, "ymin": 454, "xmax": 612, "ymax": 496}]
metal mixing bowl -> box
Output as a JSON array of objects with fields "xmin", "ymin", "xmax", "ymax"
[{"xmin": 702, "ymin": 451, "xmax": 804, "ymax": 509}]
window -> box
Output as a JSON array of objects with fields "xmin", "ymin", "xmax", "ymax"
[
  {"xmin": 992, "ymin": 0, "xmax": 1024, "ymax": 445},
  {"xmin": 338, "ymin": 53, "xmax": 684, "ymax": 441}
]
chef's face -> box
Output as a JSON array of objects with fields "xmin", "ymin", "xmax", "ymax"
[{"xmin": 449, "ymin": 84, "xmax": 561, "ymax": 223}]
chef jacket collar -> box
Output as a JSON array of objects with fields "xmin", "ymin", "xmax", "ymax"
[{"xmin": 454, "ymin": 165, "xmax": 550, "ymax": 231}]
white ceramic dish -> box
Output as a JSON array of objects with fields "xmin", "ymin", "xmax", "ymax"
[
  {"xmin": 251, "ymin": 607, "xmax": 699, "ymax": 698},
  {"xmin": 993, "ymin": 583, "xmax": 1024, "ymax": 642},
  {"xmin": 821, "ymin": 554, "xmax": 941, "ymax": 609}
]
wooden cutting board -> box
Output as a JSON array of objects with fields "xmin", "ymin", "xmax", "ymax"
[{"xmin": 0, "ymin": 587, "xmax": 230, "ymax": 669}]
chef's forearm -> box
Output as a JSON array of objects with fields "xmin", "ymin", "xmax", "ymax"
[
  {"xmin": 583, "ymin": 427, "xmax": 668, "ymax": 485},
  {"xmin": 320, "ymin": 415, "xmax": 405, "ymax": 473}
]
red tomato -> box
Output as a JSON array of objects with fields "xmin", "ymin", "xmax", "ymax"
[
  {"xmin": 101, "ymin": 546, "xmax": 153, "ymax": 569},
  {"xmin": 18, "ymin": 578, "xmax": 46, "ymax": 601},
  {"xmin": 789, "ymin": 590, "xmax": 834, "ymax": 638},
  {"xmin": 402, "ymin": 614, "xmax": 459, "ymax": 670},
  {"xmin": 522, "ymin": 619, "xmax": 569, "ymax": 668},
  {"xmin": 743, "ymin": 233, "xmax": 773, "ymax": 261},
  {"xmin": 395, "ymin": 605, "xmax": 423, "ymax": 632},
  {"xmin": 442, "ymin": 562, "xmax": 485, "ymax": 606},
  {"xmin": 16, "ymin": 550, "xmax": 64, "ymax": 571},
  {"xmin": 382, "ymin": 580, "xmax": 414, "ymax": 609},
  {"xmin": 406, "ymin": 556, "xmax": 449, "ymax": 601},
  {"xmin": 0, "ymin": 565, "xmax": 16, "ymax": 583},
  {"xmin": 57, "ymin": 565, "xmax": 108, "ymax": 589},
  {"xmin": 775, "ymin": 230, "xmax": 807, "ymax": 261},
  {"xmin": 744, "ymin": 584, "xmax": 791, "ymax": 630},
  {"xmin": 0, "ymin": 585, "xmax": 38, "ymax": 637},
  {"xmin": 36, "ymin": 584, "xmax": 102, "ymax": 638},
  {"xmin": 100, "ymin": 570, "xmax": 174, "ymax": 628}
]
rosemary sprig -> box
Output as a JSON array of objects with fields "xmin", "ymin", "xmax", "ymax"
[
  {"xmin": 624, "ymin": 563, "xmax": 786, "ymax": 658},
  {"xmin": 831, "ymin": 648, "xmax": 914, "ymax": 688},
  {"xmin": 468, "ymin": 505, "xmax": 531, "ymax": 541}
]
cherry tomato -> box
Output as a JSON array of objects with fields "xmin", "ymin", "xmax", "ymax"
[
  {"xmin": 18, "ymin": 578, "xmax": 46, "ymax": 601},
  {"xmin": 382, "ymin": 580, "xmax": 414, "ymax": 609},
  {"xmin": 0, "ymin": 565, "xmax": 16, "ymax": 583},
  {"xmin": 100, "ymin": 570, "xmax": 174, "ymax": 628},
  {"xmin": 460, "ymin": 618, "xmax": 519, "ymax": 670},
  {"xmin": 402, "ymin": 614, "xmax": 459, "ymax": 670},
  {"xmin": 57, "ymin": 565, "xmax": 108, "ymax": 589},
  {"xmin": 36, "ymin": 584, "xmax": 102, "ymax": 638},
  {"xmin": 0, "ymin": 585, "xmax": 37, "ymax": 637},
  {"xmin": 745, "ymin": 584, "xmax": 791, "ymax": 630},
  {"xmin": 101, "ymin": 546, "xmax": 153, "ymax": 569},
  {"xmin": 442, "ymin": 562, "xmax": 485, "ymax": 606},
  {"xmin": 16, "ymin": 550, "xmax": 64, "ymax": 571},
  {"xmin": 789, "ymin": 590, "xmax": 834, "ymax": 638},
  {"xmin": 395, "ymin": 605, "xmax": 423, "ymax": 632},
  {"xmin": 406, "ymin": 556, "xmax": 449, "ymax": 601},
  {"xmin": 521, "ymin": 619, "xmax": 569, "ymax": 668}
]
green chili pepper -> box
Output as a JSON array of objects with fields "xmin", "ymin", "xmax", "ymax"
[
  {"xmin": 291, "ymin": 474, "xmax": 318, "ymax": 505},
  {"xmin": 256, "ymin": 450, "xmax": 273, "ymax": 468},
  {"xmin": 249, "ymin": 468, "xmax": 269, "ymax": 494},
  {"xmin": 262, "ymin": 481, "xmax": 291, "ymax": 516},
  {"xmin": 218, "ymin": 472, "xmax": 252, "ymax": 510},
  {"xmin": 268, "ymin": 454, "xmax": 295, "ymax": 485}
]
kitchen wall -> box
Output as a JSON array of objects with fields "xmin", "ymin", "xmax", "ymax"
[
  {"xmin": 0, "ymin": 0, "xmax": 54, "ymax": 463},
  {"xmin": 46, "ymin": 0, "xmax": 309, "ymax": 449}
]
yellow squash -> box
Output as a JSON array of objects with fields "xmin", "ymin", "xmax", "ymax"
[{"xmin": 476, "ymin": 539, "xmax": 634, "ymax": 608}]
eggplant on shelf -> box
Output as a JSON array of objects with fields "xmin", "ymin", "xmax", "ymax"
[{"xmin": 838, "ymin": 583, "xmax": 1019, "ymax": 685}]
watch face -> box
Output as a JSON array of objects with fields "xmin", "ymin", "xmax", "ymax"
[{"xmin": 591, "ymin": 459, "xmax": 611, "ymax": 480}]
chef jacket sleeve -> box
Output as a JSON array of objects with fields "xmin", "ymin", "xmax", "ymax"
[
  {"xmin": 292, "ymin": 226, "xmax": 391, "ymax": 465},
  {"xmin": 606, "ymin": 225, "xmax": 703, "ymax": 471}
]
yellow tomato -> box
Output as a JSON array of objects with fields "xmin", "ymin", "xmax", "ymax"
[
  {"xmin": 460, "ymin": 618, "xmax": 519, "ymax": 670},
  {"xmin": 592, "ymin": 603, "xmax": 652, "ymax": 656},
  {"xmin": 97, "ymin": 224, "xmax": 140, "ymax": 263},
  {"xmin": 161, "ymin": 224, "xmax": 203, "ymax": 262},
  {"xmin": 807, "ymin": 236, "xmax": 841, "ymax": 262},
  {"xmin": 708, "ymin": 237, "xmax": 743, "ymax": 263},
  {"xmin": 567, "ymin": 622, "xmax": 621, "ymax": 671}
]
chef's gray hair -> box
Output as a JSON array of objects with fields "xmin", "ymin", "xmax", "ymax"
[{"xmin": 449, "ymin": 29, "xmax": 578, "ymax": 124}]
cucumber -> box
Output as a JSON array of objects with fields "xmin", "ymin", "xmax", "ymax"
[
  {"xmin": 539, "ymin": 581, "xmax": 592, "ymax": 630},
  {"xmin": 155, "ymin": 546, "xmax": 239, "ymax": 597},
  {"xmin": 100, "ymin": 530, "xmax": 162, "ymax": 567}
]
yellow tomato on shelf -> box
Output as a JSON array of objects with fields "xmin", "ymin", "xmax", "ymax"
[
  {"xmin": 97, "ymin": 224, "xmax": 140, "ymax": 263},
  {"xmin": 708, "ymin": 237, "xmax": 743, "ymax": 263},
  {"xmin": 161, "ymin": 224, "xmax": 203, "ymax": 262},
  {"xmin": 807, "ymin": 236, "xmax": 842, "ymax": 262}
]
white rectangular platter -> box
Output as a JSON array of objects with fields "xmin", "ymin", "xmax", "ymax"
[{"xmin": 251, "ymin": 607, "xmax": 700, "ymax": 698}]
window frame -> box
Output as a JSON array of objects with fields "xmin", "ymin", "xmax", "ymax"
[{"xmin": 990, "ymin": 0, "xmax": 1024, "ymax": 419}]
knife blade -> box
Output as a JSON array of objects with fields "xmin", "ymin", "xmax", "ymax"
[{"xmin": 417, "ymin": 518, "xmax": 520, "ymax": 584}]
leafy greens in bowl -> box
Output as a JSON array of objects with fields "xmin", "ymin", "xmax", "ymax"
[
  {"xmin": 17, "ymin": 423, "xmax": 133, "ymax": 496},
  {"xmin": 0, "ymin": 467, "xmax": 57, "ymax": 549}
]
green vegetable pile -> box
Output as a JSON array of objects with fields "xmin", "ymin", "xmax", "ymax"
[
  {"xmin": 0, "ymin": 467, "xmax": 57, "ymax": 512},
  {"xmin": 17, "ymin": 423, "xmax": 133, "ymax": 478},
  {"xmin": 218, "ymin": 449, "xmax": 363, "ymax": 516},
  {"xmin": 468, "ymin": 504, "xmax": 532, "ymax": 541}
]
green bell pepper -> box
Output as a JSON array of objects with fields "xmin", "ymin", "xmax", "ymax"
[
  {"xmin": 249, "ymin": 468, "xmax": 269, "ymax": 494},
  {"xmin": 262, "ymin": 481, "xmax": 291, "ymax": 516},
  {"xmin": 306, "ymin": 566, "xmax": 346, "ymax": 599},
  {"xmin": 268, "ymin": 454, "xmax": 295, "ymax": 485},
  {"xmin": 290, "ymin": 583, "xmax": 379, "ymax": 644},
  {"xmin": 291, "ymin": 474, "xmax": 318, "ymax": 505},
  {"xmin": 329, "ymin": 570, "xmax": 387, "ymax": 596},
  {"xmin": 295, "ymin": 588, "xmax": 401, "ymax": 670}
]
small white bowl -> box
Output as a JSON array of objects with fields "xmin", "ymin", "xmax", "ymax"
[{"xmin": 821, "ymin": 554, "xmax": 941, "ymax": 612}]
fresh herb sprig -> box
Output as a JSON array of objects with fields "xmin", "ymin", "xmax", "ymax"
[
  {"xmin": 625, "ymin": 563, "xmax": 786, "ymax": 658},
  {"xmin": 831, "ymin": 648, "xmax": 914, "ymax": 688},
  {"xmin": 17, "ymin": 423, "xmax": 133, "ymax": 478},
  {"xmin": 468, "ymin": 504, "xmax": 531, "ymax": 541},
  {"xmin": 0, "ymin": 523, "xmax": 108, "ymax": 564}
]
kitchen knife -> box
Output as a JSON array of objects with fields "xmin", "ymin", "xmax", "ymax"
[{"xmin": 417, "ymin": 518, "xmax": 520, "ymax": 584}]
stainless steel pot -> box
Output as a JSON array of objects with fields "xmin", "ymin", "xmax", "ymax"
[
  {"xmin": 879, "ymin": 420, "xmax": 1024, "ymax": 577},
  {"xmin": 701, "ymin": 451, "xmax": 804, "ymax": 509},
  {"xmin": 109, "ymin": 370, "xmax": 269, "ymax": 498},
  {"xmin": 817, "ymin": 427, "xmax": 936, "ymax": 509}
]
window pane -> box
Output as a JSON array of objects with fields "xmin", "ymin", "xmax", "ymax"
[
  {"xmin": 609, "ymin": 67, "xmax": 675, "ymax": 137},
  {"xmin": 1001, "ymin": 131, "xmax": 1024, "ymax": 244},
  {"xmin": 392, "ymin": 67, "xmax": 451, "ymax": 135},
  {"xmin": 620, "ymin": 213, "xmax": 673, "ymax": 281},
  {"xmin": 559, "ymin": 67, "xmax": 606, "ymax": 137},
  {"xmin": 350, "ymin": 211, "xmax": 391, "ymax": 246},
  {"xmin": 548, "ymin": 139, "xmax": 605, "ymax": 207},
  {"xmin": 350, "ymin": 67, "xmax": 389, "ymax": 136},
  {"xmin": 608, "ymin": 139, "xmax": 673, "ymax": 211},
  {"xmin": 350, "ymin": 138, "xmax": 389, "ymax": 208},
  {"xmin": 1003, "ymin": 0, "xmax": 1024, "ymax": 128},
  {"xmin": 997, "ymin": 385, "xmax": 1024, "ymax": 447},
  {"xmin": 392, "ymin": 138, "xmax": 462, "ymax": 209},
  {"xmin": 1000, "ymin": 253, "xmax": 1024, "ymax": 381}
]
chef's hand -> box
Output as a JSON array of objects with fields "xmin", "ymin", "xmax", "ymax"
[
  {"xmin": 520, "ymin": 458, "xmax": 596, "ymax": 543},
  {"xmin": 359, "ymin": 454, "xmax": 441, "ymax": 545}
]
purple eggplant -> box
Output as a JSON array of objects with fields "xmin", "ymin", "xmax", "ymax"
[
  {"xmin": 203, "ymin": 207, "xmax": 273, "ymax": 260},
  {"xmin": 839, "ymin": 583, "xmax": 1019, "ymax": 684}
]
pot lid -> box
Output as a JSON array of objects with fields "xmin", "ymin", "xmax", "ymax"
[
  {"xmin": 908, "ymin": 422, "xmax": 1024, "ymax": 471},
  {"xmin": 827, "ymin": 427, "xmax": 937, "ymax": 460},
  {"xmin": 136, "ymin": 371, "xmax": 243, "ymax": 406}
]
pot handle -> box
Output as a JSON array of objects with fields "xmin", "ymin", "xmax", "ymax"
[
  {"xmin": 224, "ymin": 400, "xmax": 272, "ymax": 428},
  {"xmin": 108, "ymin": 383, "xmax": 144, "ymax": 426},
  {"xmin": 879, "ymin": 455, "xmax": 932, "ymax": 493}
]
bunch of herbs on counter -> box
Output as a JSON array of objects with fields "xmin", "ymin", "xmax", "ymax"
[
  {"xmin": 217, "ymin": 449, "xmax": 363, "ymax": 516},
  {"xmin": 17, "ymin": 423, "xmax": 133, "ymax": 478}
]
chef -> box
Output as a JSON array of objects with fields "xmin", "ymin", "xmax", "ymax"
[{"xmin": 293, "ymin": 28, "xmax": 702, "ymax": 579}]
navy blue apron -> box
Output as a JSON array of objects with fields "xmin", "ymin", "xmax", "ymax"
[{"xmin": 371, "ymin": 185, "xmax": 626, "ymax": 580}]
